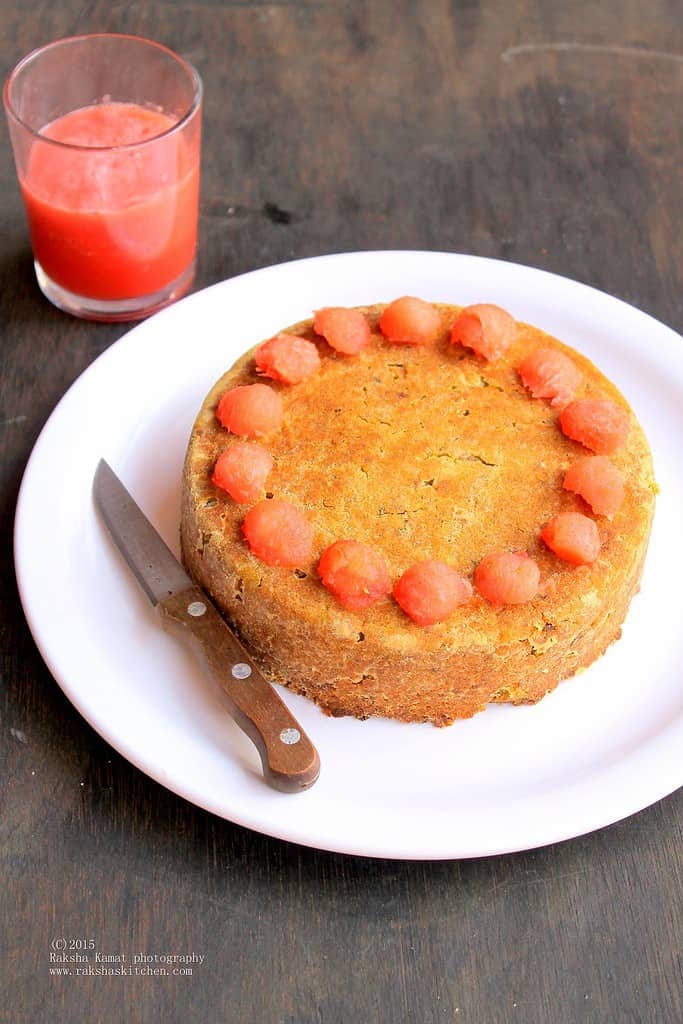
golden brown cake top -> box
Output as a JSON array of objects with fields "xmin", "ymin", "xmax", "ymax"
[{"xmin": 183, "ymin": 303, "xmax": 656, "ymax": 652}]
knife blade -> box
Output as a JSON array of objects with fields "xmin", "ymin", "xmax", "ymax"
[{"xmin": 93, "ymin": 458, "xmax": 320, "ymax": 793}]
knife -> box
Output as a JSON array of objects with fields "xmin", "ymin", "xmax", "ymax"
[{"xmin": 92, "ymin": 458, "xmax": 320, "ymax": 793}]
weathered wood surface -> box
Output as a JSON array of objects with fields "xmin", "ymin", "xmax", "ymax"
[{"xmin": 2, "ymin": 2, "xmax": 681, "ymax": 1022}]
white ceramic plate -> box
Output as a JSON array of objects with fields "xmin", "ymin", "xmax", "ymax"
[{"xmin": 14, "ymin": 251, "xmax": 683, "ymax": 859}]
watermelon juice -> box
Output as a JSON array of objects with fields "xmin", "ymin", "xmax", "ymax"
[{"xmin": 19, "ymin": 101, "xmax": 200, "ymax": 302}]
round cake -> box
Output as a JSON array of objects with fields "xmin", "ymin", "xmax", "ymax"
[{"xmin": 180, "ymin": 301, "xmax": 656, "ymax": 725}]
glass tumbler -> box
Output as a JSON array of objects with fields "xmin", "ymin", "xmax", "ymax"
[{"xmin": 3, "ymin": 33, "xmax": 202, "ymax": 321}]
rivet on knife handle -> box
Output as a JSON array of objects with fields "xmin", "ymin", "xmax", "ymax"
[{"xmin": 158, "ymin": 584, "xmax": 320, "ymax": 792}]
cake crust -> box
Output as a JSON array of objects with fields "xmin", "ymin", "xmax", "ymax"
[{"xmin": 180, "ymin": 304, "xmax": 656, "ymax": 725}]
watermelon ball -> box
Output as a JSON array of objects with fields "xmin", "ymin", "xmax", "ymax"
[
  {"xmin": 563, "ymin": 455, "xmax": 625, "ymax": 518},
  {"xmin": 474, "ymin": 551, "xmax": 541, "ymax": 607},
  {"xmin": 518, "ymin": 346, "xmax": 583, "ymax": 407},
  {"xmin": 450, "ymin": 303, "xmax": 517, "ymax": 361},
  {"xmin": 313, "ymin": 307, "xmax": 371, "ymax": 355},
  {"xmin": 255, "ymin": 332, "xmax": 321, "ymax": 385},
  {"xmin": 559, "ymin": 398, "xmax": 629, "ymax": 454},
  {"xmin": 317, "ymin": 539, "xmax": 392, "ymax": 612},
  {"xmin": 216, "ymin": 383, "xmax": 283, "ymax": 439},
  {"xmin": 379, "ymin": 296, "xmax": 442, "ymax": 346},
  {"xmin": 393, "ymin": 559, "xmax": 472, "ymax": 626},
  {"xmin": 242, "ymin": 499, "xmax": 314, "ymax": 567},
  {"xmin": 541, "ymin": 512, "xmax": 601, "ymax": 565},
  {"xmin": 212, "ymin": 442, "xmax": 274, "ymax": 504}
]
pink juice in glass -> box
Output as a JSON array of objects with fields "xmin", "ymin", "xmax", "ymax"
[{"xmin": 20, "ymin": 101, "xmax": 200, "ymax": 301}]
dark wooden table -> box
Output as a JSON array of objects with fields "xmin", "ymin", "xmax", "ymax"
[{"xmin": 2, "ymin": 3, "xmax": 682, "ymax": 1022}]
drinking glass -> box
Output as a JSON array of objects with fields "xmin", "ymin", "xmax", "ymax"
[{"xmin": 4, "ymin": 34, "xmax": 202, "ymax": 321}]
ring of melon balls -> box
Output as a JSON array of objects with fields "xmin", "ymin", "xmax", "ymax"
[{"xmin": 211, "ymin": 298, "xmax": 629, "ymax": 627}]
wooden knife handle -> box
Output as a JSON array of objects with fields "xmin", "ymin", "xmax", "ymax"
[{"xmin": 157, "ymin": 585, "xmax": 320, "ymax": 793}]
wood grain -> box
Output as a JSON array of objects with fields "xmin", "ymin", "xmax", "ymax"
[{"xmin": 2, "ymin": 2, "xmax": 682, "ymax": 1022}]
